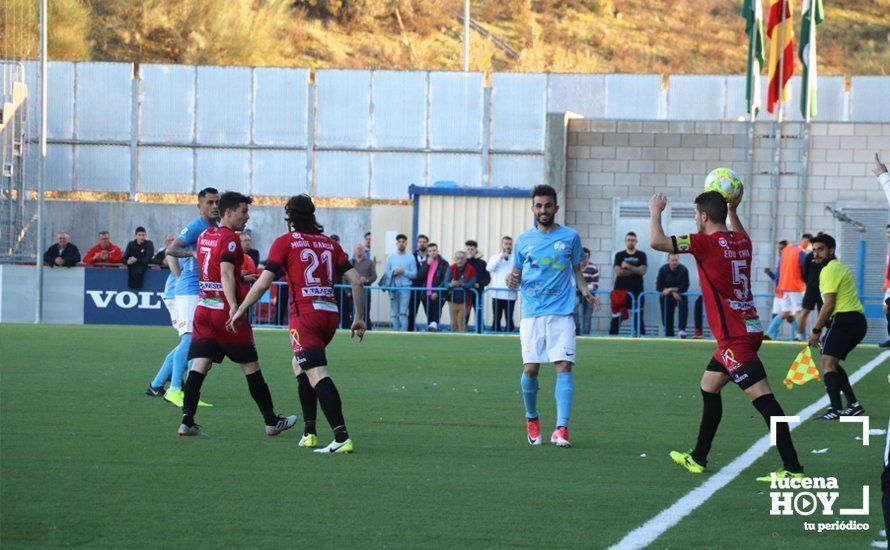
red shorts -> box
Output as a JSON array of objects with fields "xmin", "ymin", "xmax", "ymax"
[
  {"xmin": 707, "ymin": 335, "xmax": 766, "ymax": 389},
  {"xmin": 289, "ymin": 303, "xmax": 339, "ymax": 370},
  {"xmin": 189, "ymin": 305, "xmax": 257, "ymax": 364}
]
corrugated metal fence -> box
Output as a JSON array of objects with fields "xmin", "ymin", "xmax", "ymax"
[{"xmin": 16, "ymin": 62, "xmax": 890, "ymax": 198}]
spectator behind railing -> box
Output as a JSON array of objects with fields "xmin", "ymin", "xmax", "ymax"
[
  {"xmin": 464, "ymin": 240, "xmax": 490, "ymax": 332},
  {"xmin": 346, "ymin": 242, "xmax": 377, "ymax": 330},
  {"xmin": 151, "ymin": 233, "xmax": 176, "ymax": 266},
  {"xmin": 574, "ymin": 247, "xmax": 599, "ymax": 335},
  {"xmin": 381, "ymin": 233, "xmax": 417, "ymax": 331},
  {"xmin": 655, "ymin": 252, "xmax": 690, "ymax": 338},
  {"xmin": 43, "ymin": 231, "xmax": 81, "ymax": 268},
  {"xmin": 610, "ymin": 231, "xmax": 647, "ymax": 336},
  {"xmin": 407, "ymin": 234, "xmax": 429, "ymax": 332},
  {"xmin": 240, "ymin": 230, "xmax": 261, "ymax": 267},
  {"xmin": 448, "ymin": 250, "xmax": 477, "ymax": 333},
  {"xmin": 416, "ymin": 243, "xmax": 449, "ymax": 331},
  {"xmin": 487, "ymin": 236, "xmax": 517, "ymax": 332},
  {"xmin": 83, "ymin": 230, "xmax": 123, "ymax": 265},
  {"xmin": 123, "ymin": 226, "xmax": 155, "ymax": 288}
]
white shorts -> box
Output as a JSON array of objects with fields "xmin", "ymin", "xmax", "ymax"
[
  {"xmin": 164, "ymin": 298, "xmax": 178, "ymax": 330},
  {"xmin": 774, "ymin": 291, "xmax": 804, "ymax": 315},
  {"xmin": 520, "ymin": 314, "xmax": 576, "ymax": 364},
  {"xmin": 174, "ymin": 294, "xmax": 200, "ymax": 336}
]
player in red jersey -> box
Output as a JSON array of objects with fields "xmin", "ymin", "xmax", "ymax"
[
  {"xmin": 230, "ymin": 194, "xmax": 367, "ymax": 454},
  {"xmin": 648, "ymin": 188, "xmax": 803, "ymax": 481},
  {"xmin": 179, "ymin": 191, "xmax": 297, "ymax": 437}
]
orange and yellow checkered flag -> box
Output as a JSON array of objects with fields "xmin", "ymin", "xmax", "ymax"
[{"xmin": 783, "ymin": 346, "xmax": 820, "ymax": 389}]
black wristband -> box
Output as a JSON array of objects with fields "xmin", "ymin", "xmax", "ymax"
[{"xmin": 812, "ymin": 327, "xmax": 821, "ymax": 334}]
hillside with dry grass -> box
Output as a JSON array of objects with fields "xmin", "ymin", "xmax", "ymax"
[{"xmin": 2, "ymin": 0, "xmax": 888, "ymax": 75}]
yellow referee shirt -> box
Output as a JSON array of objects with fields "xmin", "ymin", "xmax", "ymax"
[{"xmin": 818, "ymin": 258, "xmax": 864, "ymax": 317}]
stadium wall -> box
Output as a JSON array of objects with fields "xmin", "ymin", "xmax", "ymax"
[{"xmin": 563, "ymin": 120, "xmax": 890, "ymax": 301}]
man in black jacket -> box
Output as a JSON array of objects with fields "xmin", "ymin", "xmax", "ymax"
[
  {"xmin": 123, "ymin": 227, "xmax": 155, "ymax": 289},
  {"xmin": 407, "ymin": 234, "xmax": 429, "ymax": 332},
  {"xmin": 43, "ymin": 232, "xmax": 81, "ymax": 267},
  {"xmin": 464, "ymin": 240, "xmax": 490, "ymax": 332},
  {"xmin": 656, "ymin": 253, "xmax": 690, "ymax": 338}
]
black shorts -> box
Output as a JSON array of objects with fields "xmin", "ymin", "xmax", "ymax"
[
  {"xmin": 706, "ymin": 356, "xmax": 767, "ymax": 390},
  {"xmin": 801, "ymin": 283, "xmax": 823, "ymax": 311},
  {"xmin": 188, "ymin": 338, "xmax": 259, "ymax": 365},
  {"xmin": 821, "ymin": 312, "xmax": 867, "ymax": 361}
]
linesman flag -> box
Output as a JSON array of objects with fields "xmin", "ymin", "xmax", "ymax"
[
  {"xmin": 741, "ymin": 0, "xmax": 765, "ymax": 116},
  {"xmin": 784, "ymin": 346, "xmax": 821, "ymax": 389},
  {"xmin": 799, "ymin": 0, "xmax": 824, "ymax": 119},
  {"xmin": 766, "ymin": 0, "xmax": 794, "ymax": 114}
]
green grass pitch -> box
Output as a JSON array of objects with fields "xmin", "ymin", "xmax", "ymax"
[{"xmin": 1, "ymin": 324, "xmax": 887, "ymax": 548}]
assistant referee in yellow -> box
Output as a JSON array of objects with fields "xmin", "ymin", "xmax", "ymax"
[{"xmin": 806, "ymin": 233, "xmax": 868, "ymax": 420}]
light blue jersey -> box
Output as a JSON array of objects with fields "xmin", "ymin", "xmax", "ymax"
[
  {"xmin": 174, "ymin": 217, "xmax": 213, "ymax": 296},
  {"xmin": 163, "ymin": 271, "xmax": 177, "ymax": 300},
  {"xmin": 514, "ymin": 224, "xmax": 582, "ymax": 318}
]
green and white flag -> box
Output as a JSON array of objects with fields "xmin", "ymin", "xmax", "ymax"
[
  {"xmin": 799, "ymin": 0, "xmax": 824, "ymax": 120},
  {"xmin": 741, "ymin": 0, "xmax": 765, "ymax": 117}
]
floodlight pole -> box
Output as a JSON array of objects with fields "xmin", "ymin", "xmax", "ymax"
[
  {"xmin": 463, "ymin": 0, "xmax": 470, "ymax": 71},
  {"xmin": 35, "ymin": 0, "xmax": 47, "ymax": 323}
]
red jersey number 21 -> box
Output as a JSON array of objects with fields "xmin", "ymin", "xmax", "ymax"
[
  {"xmin": 731, "ymin": 259, "xmax": 749, "ymax": 299},
  {"xmin": 301, "ymin": 248, "xmax": 333, "ymax": 285}
]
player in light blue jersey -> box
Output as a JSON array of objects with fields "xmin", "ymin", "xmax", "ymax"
[
  {"xmin": 145, "ymin": 254, "xmax": 182, "ymax": 396},
  {"xmin": 507, "ymin": 184, "xmax": 599, "ymax": 447},
  {"xmin": 158, "ymin": 187, "xmax": 220, "ymax": 407}
]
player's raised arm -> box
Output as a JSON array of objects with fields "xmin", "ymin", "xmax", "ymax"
[
  {"xmin": 342, "ymin": 268, "xmax": 367, "ymax": 341},
  {"xmin": 727, "ymin": 185, "xmax": 747, "ymax": 235},
  {"xmin": 228, "ymin": 269, "xmax": 275, "ymax": 331},
  {"xmin": 648, "ymin": 193, "xmax": 674, "ymax": 253}
]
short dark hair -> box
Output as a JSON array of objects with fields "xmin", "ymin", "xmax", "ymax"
[
  {"xmin": 626, "ymin": 232, "xmax": 637, "ymax": 238},
  {"xmin": 531, "ymin": 184, "xmax": 558, "ymax": 204},
  {"xmin": 135, "ymin": 226, "xmax": 146, "ymax": 234},
  {"xmin": 417, "ymin": 234, "xmax": 428, "ymax": 241},
  {"xmin": 198, "ymin": 187, "xmax": 219, "ymax": 198},
  {"xmin": 582, "ymin": 247, "xmax": 590, "ymax": 255},
  {"xmin": 779, "ymin": 240, "xmax": 789, "ymax": 246},
  {"xmin": 801, "ymin": 233, "xmax": 814, "ymax": 241},
  {"xmin": 396, "ymin": 234, "xmax": 407, "ymax": 241},
  {"xmin": 694, "ymin": 191, "xmax": 728, "ymax": 223},
  {"xmin": 428, "ymin": 242, "xmax": 438, "ymax": 249},
  {"xmin": 811, "ymin": 233, "xmax": 836, "ymax": 250},
  {"xmin": 364, "ymin": 232, "xmax": 371, "ymax": 238},
  {"xmin": 465, "ymin": 240, "xmax": 478, "ymax": 248},
  {"xmin": 218, "ymin": 191, "xmax": 253, "ymax": 217},
  {"xmin": 502, "ymin": 235, "xmax": 512, "ymax": 241},
  {"xmin": 330, "ymin": 234, "xmax": 340, "ymax": 242}
]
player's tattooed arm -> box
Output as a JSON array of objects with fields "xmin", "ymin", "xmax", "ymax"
[
  {"xmin": 166, "ymin": 238, "xmax": 194, "ymax": 258},
  {"xmin": 727, "ymin": 185, "xmax": 747, "ymax": 234},
  {"xmin": 227, "ymin": 270, "xmax": 276, "ymax": 331},
  {"xmin": 647, "ymin": 193, "xmax": 674, "ymax": 253}
]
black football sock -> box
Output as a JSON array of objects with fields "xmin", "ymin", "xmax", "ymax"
[
  {"xmin": 296, "ymin": 373, "xmax": 318, "ymax": 435},
  {"xmin": 181, "ymin": 371, "xmax": 206, "ymax": 427},
  {"xmin": 246, "ymin": 371, "xmax": 278, "ymax": 426},
  {"xmin": 753, "ymin": 394, "xmax": 803, "ymax": 473},
  {"xmin": 834, "ymin": 365, "xmax": 858, "ymax": 407},
  {"xmin": 315, "ymin": 377, "xmax": 349, "ymax": 443},
  {"xmin": 822, "ymin": 371, "xmax": 844, "ymax": 411},
  {"xmin": 691, "ymin": 389, "xmax": 722, "ymax": 466}
]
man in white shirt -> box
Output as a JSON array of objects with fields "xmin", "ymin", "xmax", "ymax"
[{"xmin": 487, "ymin": 236, "xmax": 518, "ymax": 332}]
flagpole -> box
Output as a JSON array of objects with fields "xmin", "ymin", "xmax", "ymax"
[
  {"xmin": 799, "ymin": 0, "xmax": 817, "ymax": 240},
  {"xmin": 745, "ymin": 1, "xmax": 758, "ymax": 243},
  {"xmin": 769, "ymin": 0, "xmax": 787, "ymax": 271}
]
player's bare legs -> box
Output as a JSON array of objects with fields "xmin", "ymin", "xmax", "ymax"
[
  {"xmin": 817, "ymin": 354, "xmax": 859, "ymax": 419},
  {"xmin": 521, "ymin": 363, "xmax": 541, "ymax": 445}
]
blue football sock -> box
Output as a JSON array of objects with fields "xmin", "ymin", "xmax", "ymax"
[
  {"xmin": 555, "ymin": 372, "xmax": 574, "ymax": 428},
  {"xmin": 170, "ymin": 333, "xmax": 191, "ymax": 390},
  {"xmin": 789, "ymin": 320, "xmax": 799, "ymax": 340},
  {"xmin": 520, "ymin": 374, "xmax": 539, "ymax": 420},
  {"xmin": 150, "ymin": 348, "xmax": 176, "ymax": 388},
  {"xmin": 766, "ymin": 315, "xmax": 784, "ymax": 339}
]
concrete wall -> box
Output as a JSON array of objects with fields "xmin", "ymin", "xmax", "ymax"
[
  {"xmin": 21, "ymin": 201, "xmax": 371, "ymax": 262},
  {"xmin": 564, "ymin": 120, "xmax": 890, "ymax": 297}
]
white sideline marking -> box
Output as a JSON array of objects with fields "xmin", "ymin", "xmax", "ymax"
[{"xmin": 611, "ymin": 350, "xmax": 890, "ymax": 550}]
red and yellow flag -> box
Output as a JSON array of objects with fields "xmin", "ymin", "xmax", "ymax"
[
  {"xmin": 767, "ymin": 0, "xmax": 795, "ymax": 114},
  {"xmin": 784, "ymin": 347, "xmax": 820, "ymax": 389}
]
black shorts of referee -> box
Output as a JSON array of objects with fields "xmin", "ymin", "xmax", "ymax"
[{"xmin": 821, "ymin": 311, "xmax": 867, "ymax": 360}]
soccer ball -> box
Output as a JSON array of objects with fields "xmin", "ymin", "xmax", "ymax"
[{"xmin": 703, "ymin": 168, "xmax": 742, "ymax": 202}]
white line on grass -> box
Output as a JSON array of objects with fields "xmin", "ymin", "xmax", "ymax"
[{"xmin": 611, "ymin": 350, "xmax": 890, "ymax": 550}]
